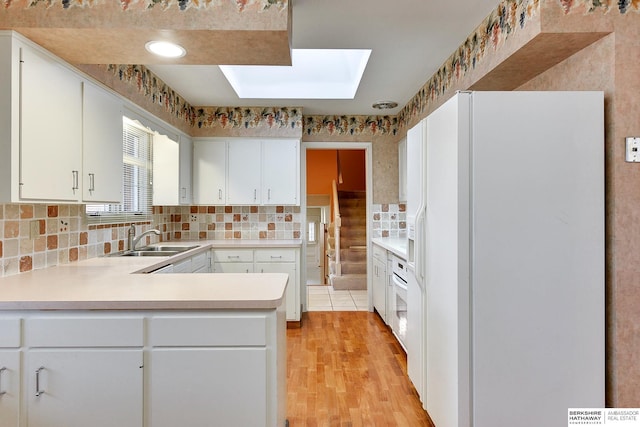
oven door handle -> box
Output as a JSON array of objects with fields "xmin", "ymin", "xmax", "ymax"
[{"xmin": 392, "ymin": 274, "xmax": 408, "ymax": 291}]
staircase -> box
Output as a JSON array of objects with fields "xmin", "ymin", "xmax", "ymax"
[{"xmin": 330, "ymin": 191, "xmax": 367, "ymax": 290}]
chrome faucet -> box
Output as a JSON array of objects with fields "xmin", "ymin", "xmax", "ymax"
[{"xmin": 128, "ymin": 225, "xmax": 161, "ymax": 251}]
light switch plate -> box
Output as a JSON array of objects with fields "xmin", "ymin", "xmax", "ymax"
[{"xmin": 626, "ymin": 137, "xmax": 640, "ymax": 162}]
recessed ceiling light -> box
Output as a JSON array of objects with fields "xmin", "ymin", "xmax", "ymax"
[
  {"xmin": 145, "ymin": 41, "xmax": 186, "ymax": 58},
  {"xmin": 372, "ymin": 101, "xmax": 398, "ymax": 110},
  {"xmin": 219, "ymin": 49, "xmax": 372, "ymax": 99}
]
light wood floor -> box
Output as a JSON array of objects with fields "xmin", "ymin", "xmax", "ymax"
[{"xmin": 287, "ymin": 311, "xmax": 435, "ymax": 426}]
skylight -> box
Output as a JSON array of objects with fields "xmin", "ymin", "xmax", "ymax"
[{"xmin": 219, "ymin": 49, "xmax": 372, "ymax": 99}]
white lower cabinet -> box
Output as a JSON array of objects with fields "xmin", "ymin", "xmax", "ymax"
[
  {"xmin": 0, "ymin": 309, "xmax": 286, "ymax": 427},
  {"xmin": 0, "ymin": 350, "xmax": 20, "ymax": 427},
  {"xmin": 212, "ymin": 248, "xmax": 300, "ymax": 321},
  {"xmin": 372, "ymin": 244, "xmax": 388, "ymax": 323},
  {"xmin": 20, "ymin": 316, "xmax": 144, "ymax": 427},
  {"xmin": 148, "ymin": 348, "xmax": 267, "ymax": 427},
  {"xmin": 0, "ymin": 318, "xmax": 21, "ymax": 427},
  {"xmin": 24, "ymin": 349, "xmax": 143, "ymax": 427}
]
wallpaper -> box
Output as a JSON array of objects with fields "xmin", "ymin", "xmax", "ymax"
[
  {"xmin": 16, "ymin": 0, "xmax": 635, "ymax": 137},
  {"xmin": 2, "ymin": 0, "xmax": 287, "ymax": 11}
]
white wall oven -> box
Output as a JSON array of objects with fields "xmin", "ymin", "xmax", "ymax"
[{"xmin": 391, "ymin": 255, "xmax": 408, "ymax": 351}]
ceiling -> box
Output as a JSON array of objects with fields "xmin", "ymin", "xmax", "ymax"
[{"xmin": 147, "ymin": 0, "xmax": 500, "ymax": 116}]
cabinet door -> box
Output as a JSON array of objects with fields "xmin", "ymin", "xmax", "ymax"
[
  {"xmin": 193, "ymin": 139, "xmax": 226, "ymax": 204},
  {"xmin": 19, "ymin": 44, "xmax": 82, "ymax": 201},
  {"xmin": 398, "ymin": 137, "xmax": 407, "ymax": 203},
  {"xmin": 25, "ymin": 349, "xmax": 143, "ymax": 427},
  {"xmin": 0, "ymin": 350, "xmax": 20, "ymax": 427},
  {"xmin": 179, "ymin": 135, "xmax": 193, "ymax": 205},
  {"xmin": 82, "ymin": 81, "xmax": 123, "ymax": 203},
  {"xmin": 262, "ymin": 139, "xmax": 299, "ymax": 205},
  {"xmin": 148, "ymin": 348, "xmax": 267, "ymax": 427},
  {"xmin": 373, "ymin": 257, "xmax": 387, "ymax": 321},
  {"xmin": 227, "ymin": 139, "xmax": 261, "ymax": 205},
  {"xmin": 256, "ymin": 262, "xmax": 298, "ymax": 321},
  {"xmin": 213, "ymin": 262, "xmax": 253, "ymax": 273},
  {"xmin": 152, "ymin": 133, "xmax": 180, "ymax": 205}
]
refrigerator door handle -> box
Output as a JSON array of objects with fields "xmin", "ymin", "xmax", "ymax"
[{"xmin": 415, "ymin": 206, "xmax": 426, "ymax": 284}]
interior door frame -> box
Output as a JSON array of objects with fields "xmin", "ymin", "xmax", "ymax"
[{"xmin": 300, "ymin": 141, "xmax": 373, "ymax": 312}]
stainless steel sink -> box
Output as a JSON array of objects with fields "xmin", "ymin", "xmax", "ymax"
[
  {"xmin": 118, "ymin": 250, "xmax": 181, "ymax": 257},
  {"xmin": 137, "ymin": 245, "xmax": 198, "ymax": 252},
  {"xmin": 107, "ymin": 245, "xmax": 199, "ymax": 257}
]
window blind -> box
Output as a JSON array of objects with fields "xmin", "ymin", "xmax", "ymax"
[{"xmin": 86, "ymin": 117, "xmax": 153, "ymax": 224}]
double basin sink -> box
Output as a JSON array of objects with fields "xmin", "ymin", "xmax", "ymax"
[{"xmin": 111, "ymin": 245, "xmax": 198, "ymax": 257}]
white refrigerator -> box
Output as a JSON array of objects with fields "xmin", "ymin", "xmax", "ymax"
[{"xmin": 406, "ymin": 91, "xmax": 605, "ymax": 427}]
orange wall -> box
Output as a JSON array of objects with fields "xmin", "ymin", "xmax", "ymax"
[
  {"xmin": 306, "ymin": 150, "xmax": 338, "ymax": 195},
  {"xmin": 337, "ymin": 150, "xmax": 366, "ymax": 192},
  {"xmin": 306, "ymin": 149, "xmax": 366, "ymax": 194}
]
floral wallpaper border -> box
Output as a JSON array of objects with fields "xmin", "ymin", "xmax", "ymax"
[
  {"xmin": 4, "ymin": 0, "xmax": 287, "ymax": 12},
  {"xmin": 70, "ymin": 0, "xmax": 638, "ymax": 137}
]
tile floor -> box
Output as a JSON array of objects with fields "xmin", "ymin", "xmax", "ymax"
[{"xmin": 307, "ymin": 285, "xmax": 369, "ymax": 311}]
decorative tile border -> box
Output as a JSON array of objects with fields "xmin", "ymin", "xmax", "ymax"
[{"xmin": 4, "ymin": 0, "xmax": 287, "ymax": 11}]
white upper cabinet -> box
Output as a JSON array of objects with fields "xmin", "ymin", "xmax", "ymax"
[
  {"xmin": 0, "ymin": 32, "xmax": 124, "ymax": 204},
  {"xmin": 193, "ymin": 139, "xmax": 227, "ymax": 205},
  {"xmin": 195, "ymin": 138, "xmax": 300, "ymax": 206},
  {"xmin": 152, "ymin": 133, "xmax": 180, "ymax": 206},
  {"xmin": 262, "ymin": 139, "xmax": 299, "ymax": 205},
  {"xmin": 227, "ymin": 139, "xmax": 262, "ymax": 205},
  {"xmin": 398, "ymin": 136, "xmax": 407, "ymax": 203},
  {"xmin": 19, "ymin": 39, "xmax": 83, "ymax": 202},
  {"xmin": 179, "ymin": 135, "xmax": 193, "ymax": 205},
  {"xmin": 82, "ymin": 81, "xmax": 123, "ymax": 203}
]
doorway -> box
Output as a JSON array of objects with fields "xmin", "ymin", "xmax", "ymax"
[{"xmin": 301, "ymin": 142, "xmax": 373, "ymax": 313}]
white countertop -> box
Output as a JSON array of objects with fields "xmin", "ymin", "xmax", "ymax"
[
  {"xmin": 371, "ymin": 237, "xmax": 408, "ymax": 260},
  {"xmin": 0, "ymin": 239, "xmax": 302, "ymax": 311}
]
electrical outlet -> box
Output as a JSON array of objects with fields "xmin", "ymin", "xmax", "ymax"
[{"xmin": 626, "ymin": 137, "xmax": 640, "ymax": 162}]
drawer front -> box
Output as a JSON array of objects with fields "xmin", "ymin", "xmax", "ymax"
[
  {"xmin": 25, "ymin": 317, "xmax": 144, "ymax": 347},
  {"xmin": 172, "ymin": 258, "xmax": 192, "ymax": 273},
  {"xmin": 254, "ymin": 248, "xmax": 296, "ymax": 263},
  {"xmin": 149, "ymin": 315, "xmax": 267, "ymax": 346},
  {"xmin": 213, "ymin": 262, "xmax": 253, "ymax": 273},
  {"xmin": 0, "ymin": 318, "xmax": 21, "ymax": 348},
  {"xmin": 372, "ymin": 244, "xmax": 387, "ymax": 261},
  {"xmin": 212, "ymin": 250, "xmax": 253, "ymax": 263},
  {"xmin": 190, "ymin": 251, "xmax": 209, "ymax": 272}
]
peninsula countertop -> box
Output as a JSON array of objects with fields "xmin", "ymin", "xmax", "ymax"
[{"xmin": 0, "ymin": 239, "xmax": 302, "ymax": 311}]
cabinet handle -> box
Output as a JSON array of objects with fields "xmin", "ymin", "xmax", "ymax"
[
  {"xmin": 246, "ymin": 269, "xmax": 249, "ymax": 273},
  {"xmin": 270, "ymin": 255, "xmax": 282, "ymax": 259},
  {"xmin": 254, "ymin": 189, "xmax": 257, "ymax": 201},
  {"xmin": 218, "ymin": 189, "xmax": 222, "ymax": 200},
  {"xmin": 268, "ymin": 189, "xmax": 271, "ymax": 200},
  {"xmin": 227, "ymin": 255, "xmax": 240, "ymax": 259},
  {"xmin": 261, "ymin": 268, "xmax": 264, "ymax": 273},
  {"xmin": 0, "ymin": 367, "xmax": 6, "ymax": 396},
  {"xmin": 181, "ymin": 187, "xmax": 187, "ymax": 199},
  {"xmin": 35, "ymin": 366, "xmax": 45, "ymax": 397},
  {"xmin": 88, "ymin": 173, "xmax": 95, "ymax": 192},
  {"xmin": 71, "ymin": 170, "xmax": 79, "ymax": 192}
]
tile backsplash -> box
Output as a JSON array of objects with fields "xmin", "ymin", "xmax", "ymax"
[
  {"xmin": 0, "ymin": 203, "xmax": 302, "ymax": 278},
  {"xmin": 372, "ymin": 203, "xmax": 406, "ymax": 238},
  {"xmin": 153, "ymin": 205, "xmax": 302, "ymax": 242}
]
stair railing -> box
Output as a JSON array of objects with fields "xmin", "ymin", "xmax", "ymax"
[{"xmin": 332, "ymin": 179, "xmax": 342, "ymax": 276}]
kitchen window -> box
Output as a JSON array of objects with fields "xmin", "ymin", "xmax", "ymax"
[{"xmin": 86, "ymin": 117, "xmax": 153, "ymax": 223}]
